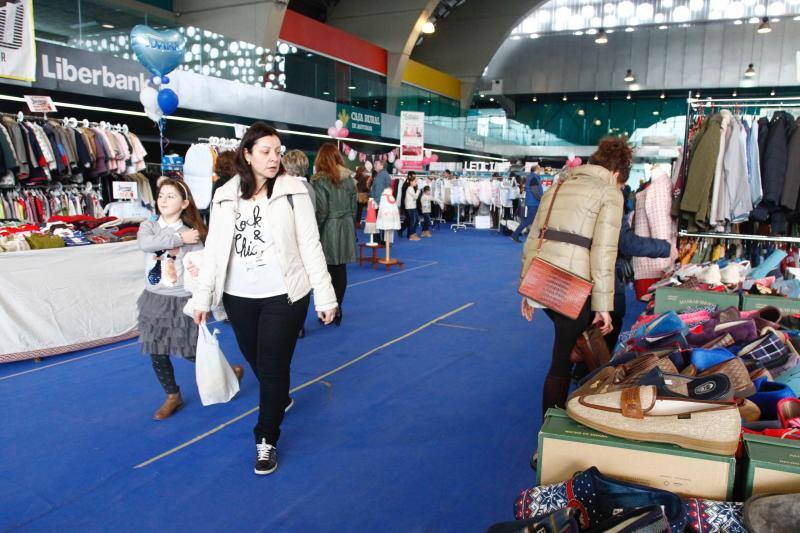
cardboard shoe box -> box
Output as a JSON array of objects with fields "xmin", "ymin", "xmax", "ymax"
[
  {"xmin": 742, "ymin": 433, "xmax": 800, "ymax": 498},
  {"xmin": 654, "ymin": 287, "xmax": 740, "ymax": 314},
  {"xmin": 741, "ymin": 294, "xmax": 800, "ymax": 317},
  {"xmin": 537, "ymin": 409, "xmax": 735, "ymax": 500}
]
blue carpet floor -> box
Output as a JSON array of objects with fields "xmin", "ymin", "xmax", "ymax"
[{"xmin": 0, "ymin": 228, "xmax": 644, "ymax": 532}]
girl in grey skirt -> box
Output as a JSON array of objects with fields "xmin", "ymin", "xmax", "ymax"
[{"xmin": 137, "ymin": 177, "xmax": 243, "ymax": 420}]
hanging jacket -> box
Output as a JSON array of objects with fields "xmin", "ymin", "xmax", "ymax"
[
  {"xmin": 680, "ymin": 113, "xmax": 722, "ymax": 230},
  {"xmin": 745, "ymin": 119, "xmax": 763, "ymax": 207},
  {"xmin": 724, "ymin": 117, "xmax": 753, "ymax": 223},
  {"xmin": 520, "ymin": 164, "xmax": 623, "ymax": 312},
  {"xmin": 633, "ymin": 172, "xmax": 674, "ymax": 279},
  {"xmin": 763, "ymin": 111, "xmax": 793, "ymax": 208},
  {"xmin": 757, "ymin": 117, "xmax": 769, "ymax": 178},
  {"xmin": 786, "ymin": 118, "xmax": 800, "ymax": 214},
  {"xmin": 311, "ymin": 165, "xmax": 358, "ymax": 266}
]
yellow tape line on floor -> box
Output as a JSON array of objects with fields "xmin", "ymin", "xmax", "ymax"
[{"xmin": 134, "ymin": 302, "xmax": 475, "ymax": 469}]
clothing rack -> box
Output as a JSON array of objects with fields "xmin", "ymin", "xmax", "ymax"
[
  {"xmin": 678, "ymin": 231, "xmax": 800, "ymax": 244},
  {"xmin": 677, "ymin": 92, "xmax": 800, "ymax": 242}
]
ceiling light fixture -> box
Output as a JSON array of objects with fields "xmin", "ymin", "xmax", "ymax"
[
  {"xmin": 348, "ymin": 85, "xmax": 357, "ymax": 90},
  {"xmin": 770, "ymin": 89, "xmax": 776, "ymax": 96},
  {"xmin": 695, "ymin": 91, "xmax": 701, "ymax": 98},
  {"xmin": 422, "ymin": 21, "xmax": 436, "ymax": 34},
  {"xmin": 595, "ymin": 29, "xmax": 609, "ymax": 44},
  {"xmin": 660, "ymin": 92, "xmax": 666, "ymax": 99},
  {"xmin": 101, "ymin": 24, "xmax": 115, "ymax": 29},
  {"xmin": 658, "ymin": 25, "xmax": 668, "ymax": 29},
  {"xmin": 732, "ymin": 90, "xmax": 737, "ymax": 97},
  {"xmin": 532, "ymin": 95, "xmax": 538, "ymax": 102},
  {"xmin": 626, "ymin": 93, "xmax": 632, "ymax": 100},
  {"xmin": 593, "ymin": 94, "xmax": 599, "ymax": 101},
  {"xmin": 734, "ymin": 20, "xmax": 743, "ymax": 25},
  {"xmin": 745, "ymin": 63, "xmax": 756, "ymax": 77},
  {"xmin": 757, "ymin": 17, "xmax": 772, "ymax": 33},
  {"xmin": 624, "ymin": 69, "xmax": 636, "ymax": 83},
  {"xmin": 562, "ymin": 95, "xmax": 568, "ymax": 101}
]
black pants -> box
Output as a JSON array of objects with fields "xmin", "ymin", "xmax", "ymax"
[
  {"xmin": 355, "ymin": 202, "xmax": 365, "ymax": 227},
  {"xmin": 223, "ymin": 292, "xmax": 310, "ymax": 445},
  {"xmin": 327, "ymin": 264, "xmax": 347, "ymax": 308},
  {"xmin": 543, "ymin": 300, "xmax": 594, "ymax": 379},
  {"xmin": 605, "ymin": 292, "xmax": 627, "ymax": 352}
]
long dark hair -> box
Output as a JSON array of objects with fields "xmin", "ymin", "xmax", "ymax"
[
  {"xmin": 156, "ymin": 177, "xmax": 208, "ymax": 242},
  {"xmin": 236, "ymin": 121, "xmax": 286, "ymax": 199},
  {"xmin": 314, "ymin": 143, "xmax": 346, "ymax": 186}
]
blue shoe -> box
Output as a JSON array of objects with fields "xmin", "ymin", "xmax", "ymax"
[
  {"xmin": 689, "ymin": 348, "xmax": 736, "ymax": 373},
  {"xmin": 629, "ymin": 312, "xmax": 688, "ymax": 341},
  {"xmin": 748, "ymin": 249, "xmax": 788, "ymax": 280},
  {"xmin": 751, "ymin": 380, "xmax": 795, "ymax": 420}
]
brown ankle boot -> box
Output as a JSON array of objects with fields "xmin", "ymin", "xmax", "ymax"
[
  {"xmin": 153, "ymin": 392, "xmax": 184, "ymax": 420},
  {"xmin": 232, "ymin": 364, "xmax": 244, "ymax": 383}
]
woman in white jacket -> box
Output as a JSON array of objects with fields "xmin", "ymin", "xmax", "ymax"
[{"xmin": 193, "ymin": 122, "xmax": 337, "ymax": 475}]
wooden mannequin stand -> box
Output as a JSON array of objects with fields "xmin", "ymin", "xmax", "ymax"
[{"xmin": 376, "ymin": 230, "xmax": 404, "ymax": 271}]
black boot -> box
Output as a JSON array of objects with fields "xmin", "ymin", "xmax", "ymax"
[{"xmin": 541, "ymin": 374, "xmax": 571, "ymax": 418}]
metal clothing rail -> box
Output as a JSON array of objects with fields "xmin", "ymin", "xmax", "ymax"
[
  {"xmin": 678, "ymin": 231, "xmax": 800, "ymax": 244},
  {"xmin": 688, "ymin": 96, "xmax": 800, "ymax": 105},
  {"xmin": 0, "ymin": 93, "xmax": 508, "ymax": 162}
]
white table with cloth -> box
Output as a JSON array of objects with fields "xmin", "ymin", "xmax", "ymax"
[{"xmin": 0, "ymin": 241, "xmax": 144, "ymax": 363}]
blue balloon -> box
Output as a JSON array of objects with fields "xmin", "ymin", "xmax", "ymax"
[
  {"xmin": 130, "ymin": 25, "xmax": 186, "ymax": 77},
  {"xmin": 161, "ymin": 76, "xmax": 170, "ymax": 84},
  {"xmin": 157, "ymin": 88, "xmax": 179, "ymax": 115}
]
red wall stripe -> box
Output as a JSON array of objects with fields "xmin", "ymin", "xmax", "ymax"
[{"xmin": 279, "ymin": 10, "xmax": 388, "ymax": 75}]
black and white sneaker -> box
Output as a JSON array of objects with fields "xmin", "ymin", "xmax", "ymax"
[
  {"xmin": 285, "ymin": 397, "xmax": 294, "ymax": 413},
  {"xmin": 255, "ymin": 439, "xmax": 277, "ymax": 475}
]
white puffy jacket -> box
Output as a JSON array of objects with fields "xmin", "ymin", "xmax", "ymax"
[{"xmin": 193, "ymin": 175, "xmax": 337, "ymax": 315}]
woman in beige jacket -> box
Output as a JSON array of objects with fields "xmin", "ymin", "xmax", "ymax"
[
  {"xmin": 193, "ymin": 122, "xmax": 337, "ymax": 476},
  {"xmin": 520, "ymin": 137, "xmax": 629, "ymax": 415}
]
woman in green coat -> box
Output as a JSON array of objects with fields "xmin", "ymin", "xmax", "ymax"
[{"xmin": 311, "ymin": 143, "xmax": 357, "ymax": 326}]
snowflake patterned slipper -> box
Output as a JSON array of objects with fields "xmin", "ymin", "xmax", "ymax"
[
  {"xmin": 683, "ymin": 498, "xmax": 745, "ymax": 533},
  {"xmin": 515, "ymin": 467, "xmax": 686, "ymax": 532}
]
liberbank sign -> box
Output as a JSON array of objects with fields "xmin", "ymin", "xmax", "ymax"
[{"xmin": 33, "ymin": 42, "xmax": 149, "ymax": 101}]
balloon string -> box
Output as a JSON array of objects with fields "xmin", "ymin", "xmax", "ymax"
[{"xmin": 159, "ymin": 118, "xmax": 165, "ymax": 175}]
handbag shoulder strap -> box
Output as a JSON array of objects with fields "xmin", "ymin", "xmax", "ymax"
[{"xmin": 536, "ymin": 177, "xmax": 567, "ymax": 251}]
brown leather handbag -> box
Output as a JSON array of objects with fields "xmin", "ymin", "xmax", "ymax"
[{"xmin": 518, "ymin": 179, "xmax": 593, "ymax": 320}]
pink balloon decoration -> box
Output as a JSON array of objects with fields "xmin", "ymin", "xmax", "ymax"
[
  {"xmin": 328, "ymin": 126, "xmax": 338, "ymax": 137},
  {"xmin": 339, "ymin": 128, "xmax": 349, "ymax": 138},
  {"xmin": 430, "ymin": 153, "xmax": 439, "ymax": 162}
]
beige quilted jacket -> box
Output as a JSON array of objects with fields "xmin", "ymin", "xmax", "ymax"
[{"xmin": 520, "ymin": 164, "xmax": 623, "ymax": 312}]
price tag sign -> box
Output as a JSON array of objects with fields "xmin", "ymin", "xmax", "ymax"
[
  {"xmin": 112, "ymin": 181, "xmax": 139, "ymax": 201},
  {"xmin": 24, "ymin": 95, "xmax": 57, "ymax": 114}
]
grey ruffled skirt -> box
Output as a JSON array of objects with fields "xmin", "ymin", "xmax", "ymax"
[{"xmin": 137, "ymin": 290, "xmax": 198, "ymax": 360}]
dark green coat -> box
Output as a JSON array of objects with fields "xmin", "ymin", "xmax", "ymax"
[{"xmin": 311, "ymin": 166, "xmax": 357, "ymax": 265}]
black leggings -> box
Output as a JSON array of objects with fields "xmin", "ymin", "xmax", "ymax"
[
  {"xmin": 327, "ymin": 264, "xmax": 347, "ymax": 308},
  {"xmin": 605, "ymin": 292, "xmax": 627, "ymax": 352},
  {"xmin": 223, "ymin": 292, "xmax": 310, "ymax": 445},
  {"xmin": 543, "ymin": 300, "xmax": 594, "ymax": 379},
  {"xmin": 151, "ymin": 354, "xmax": 180, "ymax": 394}
]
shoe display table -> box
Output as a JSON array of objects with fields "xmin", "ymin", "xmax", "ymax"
[{"xmin": 0, "ymin": 241, "xmax": 142, "ymax": 363}]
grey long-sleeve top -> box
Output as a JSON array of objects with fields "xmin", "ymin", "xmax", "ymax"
[{"xmin": 137, "ymin": 218, "xmax": 204, "ymax": 297}]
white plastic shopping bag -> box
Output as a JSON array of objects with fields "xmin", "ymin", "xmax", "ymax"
[{"xmin": 195, "ymin": 323, "xmax": 240, "ymax": 406}]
